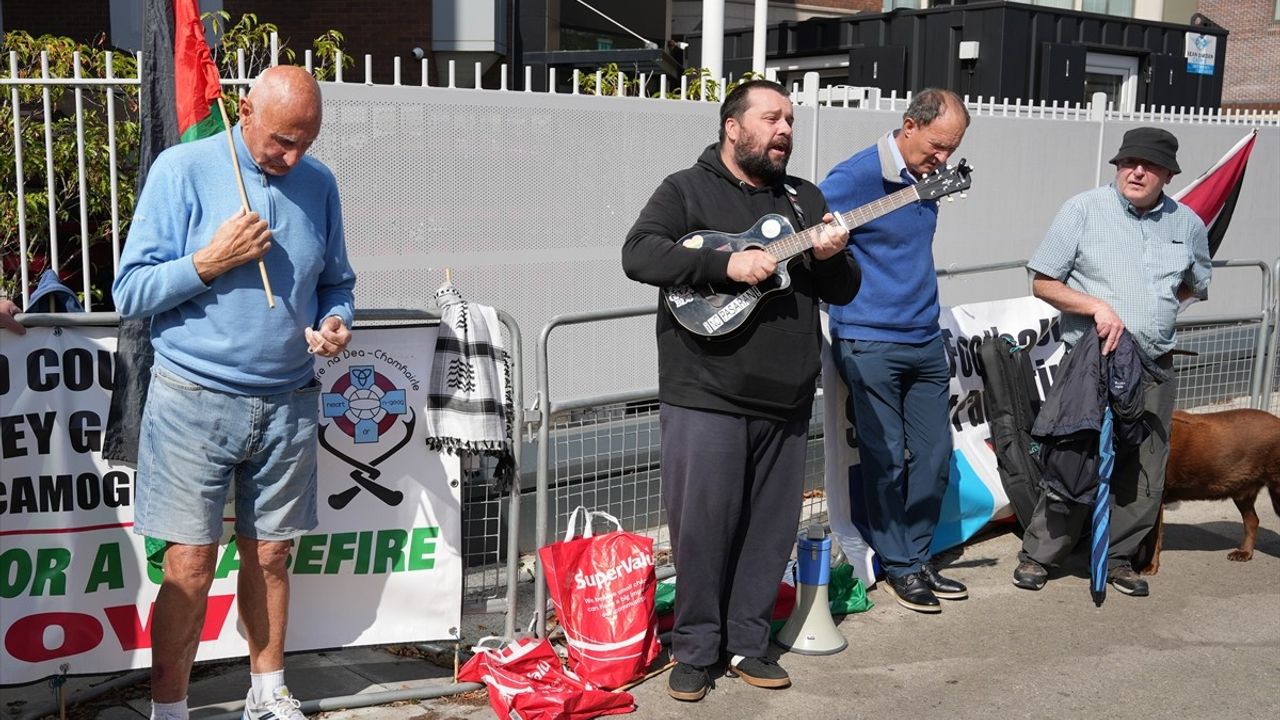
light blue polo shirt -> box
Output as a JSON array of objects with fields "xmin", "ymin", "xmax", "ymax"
[{"xmin": 1029, "ymin": 184, "xmax": 1211, "ymax": 359}]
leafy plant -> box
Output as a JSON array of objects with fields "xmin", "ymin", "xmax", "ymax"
[
  {"xmin": 575, "ymin": 63, "xmax": 640, "ymax": 96},
  {"xmin": 1, "ymin": 18, "xmax": 349, "ymax": 307},
  {"xmin": 656, "ymin": 68, "xmax": 765, "ymax": 101},
  {"xmin": 205, "ymin": 12, "xmax": 352, "ymax": 85},
  {"xmin": 0, "ymin": 32, "xmax": 140, "ymax": 305},
  {"xmin": 574, "ymin": 66, "xmax": 763, "ymax": 101}
]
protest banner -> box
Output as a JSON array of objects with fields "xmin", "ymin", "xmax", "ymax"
[
  {"xmin": 0, "ymin": 325, "xmax": 460, "ymax": 685},
  {"xmin": 823, "ymin": 296, "xmax": 1065, "ymax": 585}
]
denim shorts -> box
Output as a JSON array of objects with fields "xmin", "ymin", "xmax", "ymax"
[{"xmin": 134, "ymin": 364, "xmax": 322, "ymax": 545}]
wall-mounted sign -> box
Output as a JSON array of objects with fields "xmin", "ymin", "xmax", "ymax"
[{"xmin": 1185, "ymin": 32, "xmax": 1217, "ymax": 76}]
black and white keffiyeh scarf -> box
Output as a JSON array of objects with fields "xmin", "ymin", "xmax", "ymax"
[{"xmin": 425, "ymin": 283, "xmax": 514, "ymax": 488}]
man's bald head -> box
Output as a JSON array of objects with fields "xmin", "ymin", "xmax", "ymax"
[{"xmin": 239, "ymin": 65, "xmax": 323, "ymax": 176}]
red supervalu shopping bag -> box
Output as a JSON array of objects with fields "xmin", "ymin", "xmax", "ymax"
[
  {"xmin": 457, "ymin": 636, "xmax": 635, "ymax": 720},
  {"xmin": 538, "ymin": 507, "xmax": 661, "ymax": 689}
]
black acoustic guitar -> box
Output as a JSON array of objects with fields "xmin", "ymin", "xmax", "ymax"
[{"xmin": 664, "ymin": 160, "xmax": 973, "ymax": 338}]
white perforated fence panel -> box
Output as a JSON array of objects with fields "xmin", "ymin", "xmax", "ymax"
[
  {"xmin": 312, "ymin": 84, "xmax": 722, "ymax": 401},
  {"xmin": 308, "ymin": 83, "xmax": 1280, "ymax": 406}
]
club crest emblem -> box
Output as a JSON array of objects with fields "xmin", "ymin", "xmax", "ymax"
[
  {"xmin": 319, "ymin": 365, "xmax": 416, "ymax": 509},
  {"xmin": 322, "ymin": 365, "xmax": 407, "ymax": 443}
]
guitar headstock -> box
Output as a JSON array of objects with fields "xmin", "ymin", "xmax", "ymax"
[{"xmin": 915, "ymin": 159, "xmax": 973, "ymax": 202}]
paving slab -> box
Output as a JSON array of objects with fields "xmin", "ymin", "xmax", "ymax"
[{"xmin": 619, "ymin": 500, "xmax": 1280, "ymax": 719}]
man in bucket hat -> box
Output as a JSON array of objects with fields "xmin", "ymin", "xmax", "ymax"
[{"xmin": 1010, "ymin": 127, "xmax": 1212, "ymax": 597}]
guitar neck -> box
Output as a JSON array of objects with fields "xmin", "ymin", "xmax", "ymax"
[{"xmin": 766, "ymin": 183, "xmax": 922, "ymax": 262}]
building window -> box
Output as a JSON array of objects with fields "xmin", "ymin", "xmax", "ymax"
[
  {"xmin": 1008, "ymin": 0, "xmax": 1074, "ymax": 9},
  {"xmin": 1084, "ymin": 52, "xmax": 1138, "ymax": 112},
  {"xmin": 1082, "ymin": 0, "xmax": 1134, "ymax": 16},
  {"xmin": 1274, "ymin": 0, "xmax": 1279, "ymax": 21},
  {"xmin": 1007, "ymin": 0, "xmax": 1137, "ymax": 14},
  {"xmin": 882, "ymin": 0, "xmax": 923, "ymax": 10}
]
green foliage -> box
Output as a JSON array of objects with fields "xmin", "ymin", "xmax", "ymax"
[
  {"xmin": 310, "ymin": 29, "xmax": 352, "ymax": 82},
  {"xmin": 0, "ymin": 32, "xmax": 140, "ymax": 304},
  {"xmin": 204, "ymin": 12, "xmax": 352, "ymax": 85},
  {"xmin": 575, "ymin": 63, "xmax": 640, "ymax": 96},
  {"xmin": 573, "ymin": 66, "xmax": 764, "ymax": 101},
  {"xmin": 1, "ymin": 18, "xmax": 349, "ymax": 306},
  {"xmin": 657, "ymin": 69, "xmax": 765, "ymax": 101}
]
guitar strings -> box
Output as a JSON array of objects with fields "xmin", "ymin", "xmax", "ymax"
[{"xmin": 767, "ymin": 184, "xmax": 922, "ymax": 260}]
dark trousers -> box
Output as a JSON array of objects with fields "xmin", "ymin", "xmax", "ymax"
[
  {"xmin": 832, "ymin": 337, "xmax": 952, "ymax": 579},
  {"xmin": 1020, "ymin": 354, "xmax": 1176, "ymax": 571},
  {"xmin": 660, "ymin": 402, "xmax": 808, "ymax": 667}
]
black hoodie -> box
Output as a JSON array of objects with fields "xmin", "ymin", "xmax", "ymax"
[{"xmin": 622, "ymin": 144, "xmax": 861, "ymax": 420}]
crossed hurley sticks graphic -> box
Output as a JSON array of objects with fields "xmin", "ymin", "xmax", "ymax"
[{"xmin": 320, "ymin": 408, "xmax": 416, "ymax": 509}]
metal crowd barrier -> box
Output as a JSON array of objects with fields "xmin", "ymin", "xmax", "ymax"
[
  {"xmin": 1172, "ymin": 260, "xmax": 1273, "ymax": 413},
  {"xmin": 527, "ymin": 258, "xmax": 1279, "ymax": 637},
  {"xmin": 1265, "ymin": 258, "xmax": 1280, "ymax": 415},
  {"xmin": 531, "ymin": 305, "xmax": 658, "ymax": 638},
  {"xmin": 354, "ymin": 308, "xmax": 525, "ymax": 638},
  {"xmin": 11, "ymin": 307, "xmax": 525, "ymax": 642}
]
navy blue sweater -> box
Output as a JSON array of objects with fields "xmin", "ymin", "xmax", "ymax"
[{"xmin": 820, "ymin": 134, "xmax": 941, "ymax": 344}]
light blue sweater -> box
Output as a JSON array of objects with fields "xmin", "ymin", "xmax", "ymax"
[{"xmin": 113, "ymin": 125, "xmax": 356, "ymax": 395}]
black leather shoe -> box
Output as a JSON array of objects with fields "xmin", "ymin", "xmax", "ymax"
[
  {"xmin": 727, "ymin": 655, "xmax": 791, "ymax": 689},
  {"xmin": 668, "ymin": 662, "xmax": 712, "ymax": 701},
  {"xmin": 1108, "ymin": 565, "xmax": 1150, "ymax": 597},
  {"xmin": 921, "ymin": 563, "xmax": 969, "ymax": 599},
  {"xmin": 884, "ymin": 573, "xmax": 941, "ymax": 613},
  {"xmin": 1012, "ymin": 559, "xmax": 1048, "ymax": 591}
]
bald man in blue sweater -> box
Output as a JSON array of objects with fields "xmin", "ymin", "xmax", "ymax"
[
  {"xmin": 114, "ymin": 65, "xmax": 354, "ymax": 720},
  {"xmin": 820, "ymin": 88, "xmax": 969, "ymax": 614}
]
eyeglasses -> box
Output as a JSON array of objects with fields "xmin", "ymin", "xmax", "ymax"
[{"xmin": 1116, "ymin": 158, "xmax": 1168, "ymax": 173}]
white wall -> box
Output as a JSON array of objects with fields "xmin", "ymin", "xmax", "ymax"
[{"xmin": 312, "ymin": 84, "xmax": 1280, "ymax": 401}]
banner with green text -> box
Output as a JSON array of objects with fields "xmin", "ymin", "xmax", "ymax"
[{"xmin": 0, "ymin": 324, "xmax": 461, "ymax": 685}]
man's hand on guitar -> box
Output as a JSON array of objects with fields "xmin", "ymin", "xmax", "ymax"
[
  {"xmin": 811, "ymin": 213, "xmax": 850, "ymax": 261},
  {"xmin": 727, "ymin": 249, "xmax": 777, "ymax": 285}
]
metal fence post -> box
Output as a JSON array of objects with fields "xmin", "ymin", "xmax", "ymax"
[
  {"xmin": 496, "ymin": 309, "xmax": 524, "ymax": 640},
  {"xmin": 1262, "ymin": 258, "xmax": 1280, "ymax": 413}
]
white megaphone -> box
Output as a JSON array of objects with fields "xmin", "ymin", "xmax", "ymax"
[{"xmin": 775, "ymin": 525, "xmax": 847, "ymax": 655}]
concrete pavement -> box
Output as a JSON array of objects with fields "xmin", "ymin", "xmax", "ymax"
[{"xmin": 3, "ymin": 498, "xmax": 1276, "ymax": 719}]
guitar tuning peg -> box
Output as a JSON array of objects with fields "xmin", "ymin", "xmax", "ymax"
[
  {"xmin": 945, "ymin": 196, "xmax": 955, "ymax": 202},
  {"xmin": 959, "ymin": 192, "xmax": 968, "ymax": 199}
]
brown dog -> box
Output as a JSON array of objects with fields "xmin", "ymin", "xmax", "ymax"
[{"xmin": 1143, "ymin": 408, "xmax": 1280, "ymax": 575}]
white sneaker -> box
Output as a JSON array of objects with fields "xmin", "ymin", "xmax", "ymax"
[{"xmin": 242, "ymin": 686, "xmax": 306, "ymax": 720}]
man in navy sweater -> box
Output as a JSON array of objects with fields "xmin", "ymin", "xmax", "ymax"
[{"xmin": 819, "ymin": 88, "xmax": 969, "ymax": 613}]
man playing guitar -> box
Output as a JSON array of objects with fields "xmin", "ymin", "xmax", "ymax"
[{"xmin": 622, "ymin": 79, "xmax": 859, "ymax": 702}]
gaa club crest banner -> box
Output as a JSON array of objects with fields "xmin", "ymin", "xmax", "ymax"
[{"xmin": 0, "ymin": 324, "xmax": 461, "ymax": 685}]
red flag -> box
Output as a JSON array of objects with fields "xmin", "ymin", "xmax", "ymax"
[
  {"xmin": 1172, "ymin": 130, "xmax": 1257, "ymax": 258},
  {"xmin": 173, "ymin": 0, "xmax": 226, "ymax": 142}
]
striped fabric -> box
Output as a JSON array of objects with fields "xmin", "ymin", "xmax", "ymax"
[{"xmin": 1090, "ymin": 406, "xmax": 1115, "ymax": 606}]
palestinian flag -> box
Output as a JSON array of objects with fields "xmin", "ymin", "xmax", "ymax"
[
  {"xmin": 104, "ymin": 0, "xmax": 225, "ymax": 463},
  {"xmin": 174, "ymin": 0, "xmax": 226, "ymax": 141},
  {"xmin": 1171, "ymin": 130, "xmax": 1257, "ymax": 258},
  {"xmin": 134, "ymin": 0, "xmax": 226, "ymax": 191}
]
